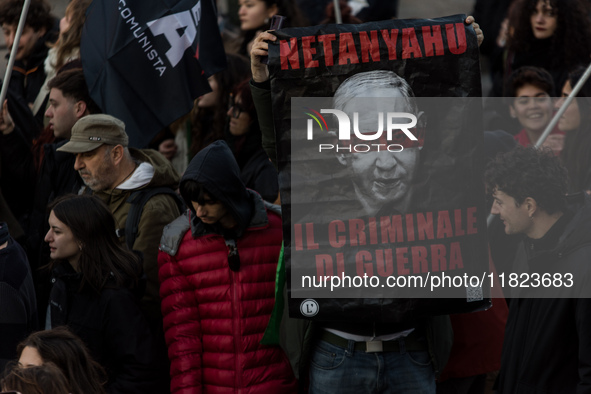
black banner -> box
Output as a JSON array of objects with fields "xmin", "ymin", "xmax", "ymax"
[{"xmin": 268, "ymin": 15, "xmax": 491, "ymax": 322}]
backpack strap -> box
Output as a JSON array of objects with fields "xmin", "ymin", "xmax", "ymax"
[{"xmin": 124, "ymin": 187, "xmax": 185, "ymax": 250}]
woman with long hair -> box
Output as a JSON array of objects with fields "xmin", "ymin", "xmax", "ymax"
[
  {"xmin": 50, "ymin": 0, "xmax": 92, "ymax": 71},
  {"xmin": 33, "ymin": 0, "xmax": 93, "ymax": 117},
  {"xmin": 43, "ymin": 194, "xmax": 166, "ymax": 393},
  {"xmin": 159, "ymin": 54, "xmax": 252, "ymax": 172},
  {"xmin": 225, "ymin": 79, "xmax": 279, "ymax": 202},
  {"xmin": 1, "ymin": 363, "xmax": 71, "ymax": 394},
  {"xmin": 188, "ymin": 53, "xmax": 251, "ymax": 157},
  {"xmin": 555, "ymin": 67, "xmax": 591, "ymax": 194},
  {"xmin": 16, "ymin": 327, "xmax": 106, "ymax": 394},
  {"xmin": 493, "ymin": 0, "xmax": 591, "ymax": 96},
  {"xmin": 30, "ymin": 0, "xmax": 94, "ymax": 174}
]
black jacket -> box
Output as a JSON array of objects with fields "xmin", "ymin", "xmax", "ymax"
[
  {"xmin": 26, "ymin": 140, "xmax": 81, "ymax": 324},
  {"xmin": 0, "ymin": 21, "xmax": 59, "ymax": 227},
  {"xmin": 0, "ymin": 237, "xmax": 37, "ymax": 371},
  {"xmin": 498, "ymin": 193, "xmax": 591, "ymax": 393},
  {"xmin": 239, "ymin": 148, "xmax": 279, "ymax": 202},
  {"xmin": 0, "ymin": 128, "xmax": 36, "ymax": 224},
  {"xmin": 47, "ymin": 263, "xmax": 166, "ymax": 394},
  {"xmin": 225, "ymin": 119, "xmax": 279, "ymax": 203},
  {"xmin": 6, "ymin": 20, "xmax": 58, "ymax": 134},
  {"xmin": 241, "ymin": 86, "xmax": 456, "ymax": 377}
]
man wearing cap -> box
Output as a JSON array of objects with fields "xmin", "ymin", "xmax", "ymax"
[{"xmin": 58, "ymin": 114, "xmax": 181, "ymax": 339}]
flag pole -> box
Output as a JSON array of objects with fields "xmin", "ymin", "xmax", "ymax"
[
  {"xmin": 0, "ymin": 0, "xmax": 31, "ymax": 107},
  {"xmin": 487, "ymin": 60, "xmax": 591, "ymax": 227},
  {"xmin": 333, "ymin": 0, "xmax": 342, "ymax": 24},
  {"xmin": 534, "ymin": 61, "xmax": 591, "ymax": 148}
]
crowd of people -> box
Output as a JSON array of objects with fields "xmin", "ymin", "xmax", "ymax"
[{"xmin": 0, "ymin": 0, "xmax": 589, "ymax": 393}]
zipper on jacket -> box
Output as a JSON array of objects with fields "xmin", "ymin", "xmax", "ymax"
[{"xmin": 231, "ymin": 269, "xmax": 243, "ymax": 393}]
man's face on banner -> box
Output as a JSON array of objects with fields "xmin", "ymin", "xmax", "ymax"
[{"xmin": 336, "ymin": 87, "xmax": 421, "ymax": 215}]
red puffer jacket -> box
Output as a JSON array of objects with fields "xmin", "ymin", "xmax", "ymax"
[{"xmin": 158, "ymin": 206, "xmax": 297, "ymax": 394}]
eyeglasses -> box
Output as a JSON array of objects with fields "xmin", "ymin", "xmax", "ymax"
[{"xmin": 229, "ymin": 94, "xmax": 244, "ymax": 119}]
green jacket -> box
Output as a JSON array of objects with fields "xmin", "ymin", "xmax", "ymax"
[{"xmin": 86, "ymin": 149, "xmax": 181, "ymax": 322}]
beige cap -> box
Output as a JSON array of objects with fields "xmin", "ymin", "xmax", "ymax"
[{"xmin": 57, "ymin": 114, "xmax": 128, "ymax": 153}]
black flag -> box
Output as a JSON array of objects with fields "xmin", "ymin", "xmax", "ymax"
[{"xmin": 81, "ymin": 0, "xmax": 227, "ymax": 148}]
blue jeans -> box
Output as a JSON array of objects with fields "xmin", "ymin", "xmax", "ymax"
[{"xmin": 309, "ymin": 338, "xmax": 436, "ymax": 393}]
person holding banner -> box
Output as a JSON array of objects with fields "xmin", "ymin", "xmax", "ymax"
[
  {"xmin": 486, "ymin": 146, "xmax": 591, "ymax": 392},
  {"xmin": 249, "ymin": 15, "xmax": 486, "ymax": 394},
  {"xmin": 225, "ymin": 79, "xmax": 279, "ymax": 203},
  {"xmin": 295, "ymin": 71, "xmax": 438, "ymax": 394}
]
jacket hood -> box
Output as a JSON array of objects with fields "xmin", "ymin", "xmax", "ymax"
[
  {"xmin": 130, "ymin": 148, "xmax": 180, "ymax": 189},
  {"xmin": 180, "ymin": 141, "xmax": 252, "ymax": 235}
]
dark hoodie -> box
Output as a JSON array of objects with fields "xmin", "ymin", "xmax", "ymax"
[
  {"xmin": 7, "ymin": 18, "xmax": 59, "ymax": 134},
  {"xmin": 180, "ymin": 140, "xmax": 254, "ymax": 238}
]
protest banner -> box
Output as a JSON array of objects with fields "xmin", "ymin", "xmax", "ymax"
[{"xmin": 267, "ymin": 14, "xmax": 491, "ymax": 321}]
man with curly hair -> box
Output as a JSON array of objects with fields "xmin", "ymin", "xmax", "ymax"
[{"xmin": 485, "ymin": 146, "xmax": 591, "ymax": 392}]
